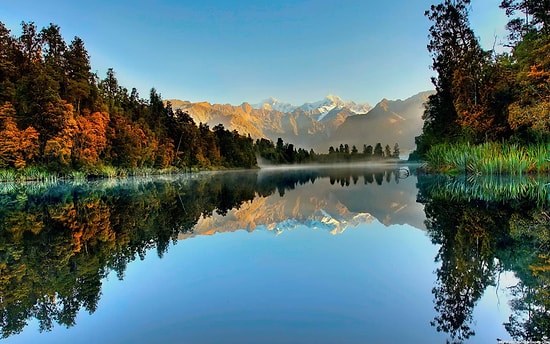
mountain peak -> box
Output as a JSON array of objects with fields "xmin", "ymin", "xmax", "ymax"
[
  {"xmin": 251, "ymin": 95, "xmax": 372, "ymax": 121},
  {"xmin": 325, "ymin": 94, "xmax": 344, "ymax": 103},
  {"xmin": 253, "ymin": 97, "xmax": 296, "ymax": 113}
]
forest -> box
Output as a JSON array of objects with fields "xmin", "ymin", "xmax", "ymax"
[
  {"xmin": 0, "ymin": 21, "xmax": 257, "ymax": 177},
  {"xmin": 255, "ymin": 137, "xmax": 401, "ymax": 165},
  {"xmin": 413, "ymin": 0, "xmax": 550, "ymax": 172},
  {"xmin": 0, "ymin": 19, "xmax": 404, "ymax": 178}
]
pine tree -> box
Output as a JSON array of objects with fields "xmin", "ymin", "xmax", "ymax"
[{"xmin": 64, "ymin": 37, "xmax": 91, "ymax": 113}]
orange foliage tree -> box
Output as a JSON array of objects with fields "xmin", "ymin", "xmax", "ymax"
[
  {"xmin": 0, "ymin": 103, "xmax": 39, "ymax": 169},
  {"xmin": 73, "ymin": 111, "xmax": 110, "ymax": 167},
  {"xmin": 43, "ymin": 102, "xmax": 78, "ymax": 168}
]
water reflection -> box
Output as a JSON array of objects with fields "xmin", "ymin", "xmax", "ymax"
[
  {"xmin": 0, "ymin": 166, "xmax": 418, "ymax": 339},
  {"xmin": 0, "ymin": 168, "xmax": 549, "ymax": 342},
  {"xmin": 418, "ymin": 174, "xmax": 550, "ymax": 342}
]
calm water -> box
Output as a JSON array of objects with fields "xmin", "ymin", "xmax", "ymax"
[{"xmin": 1, "ymin": 166, "xmax": 549, "ymax": 343}]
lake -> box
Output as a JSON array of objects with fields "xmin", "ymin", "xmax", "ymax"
[{"xmin": 1, "ymin": 165, "xmax": 549, "ymax": 343}]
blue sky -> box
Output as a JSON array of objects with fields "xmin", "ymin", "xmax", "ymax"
[{"xmin": 2, "ymin": 0, "xmax": 508, "ymax": 106}]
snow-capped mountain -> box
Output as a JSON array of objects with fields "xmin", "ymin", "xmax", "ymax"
[
  {"xmin": 253, "ymin": 97, "xmax": 297, "ymax": 113},
  {"xmin": 253, "ymin": 94, "xmax": 372, "ymax": 121},
  {"xmin": 296, "ymin": 95, "xmax": 372, "ymax": 120}
]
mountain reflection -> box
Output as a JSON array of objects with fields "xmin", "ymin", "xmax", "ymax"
[
  {"xmin": 418, "ymin": 174, "xmax": 550, "ymax": 342},
  {"xmin": 0, "ymin": 166, "xmax": 416, "ymax": 338},
  {"xmin": 1, "ymin": 169, "xmax": 549, "ymax": 342}
]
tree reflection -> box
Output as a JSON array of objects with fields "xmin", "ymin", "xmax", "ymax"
[
  {"xmin": 0, "ymin": 173, "xmax": 259, "ymax": 338},
  {"xmin": 426, "ymin": 199, "xmax": 506, "ymax": 341},
  {"xmin": 419, "ymin": 175, "xmax": 550, "ymax": 343},
  {"xmin": 260, "ymin": 166, "xmax": 407, "ymax": 195},
  {"xmin": 0, "ymin": 166, "xmax": 410, "ymax": 338},
  {"xmin": 504, "ymin": 210, "xmax": 550, "ymax": 341}
]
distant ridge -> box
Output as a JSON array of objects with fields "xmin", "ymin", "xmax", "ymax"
[{"xmin": 167, "ymin": 90, "xmax": 433, "ymax": 154}]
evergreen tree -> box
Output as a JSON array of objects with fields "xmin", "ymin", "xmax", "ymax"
[
  {"xmin": 392, "ymin": 143, "xmax": 400, "ymax": 158},
  {"xmin": 500, "ymin": 0, "xmax": 550, "ymax": 42},
  {"xmin": 364, "ymin": 144, "xmax": 373, "ymax": 157},
  {"xmin": 0, "ymin": 22, "xmax": 20, "ymax": 102},
  {"xmin": 417, "ymin": 0, "xmax": 480, "ymax": 153},
  {"xmin": 41, "ymin": 23, "xmax": 66, "ymax": 94},
  {"xmin": 64, "ymin": 37, "xmax": 91, "ymax": 113},
  {"xmin": 384, "ymin": 144, "xmax": 392, "ymax": 158},
  {"xmin": 374, "ymin": 143, "xmax": 383, "ymax": 158}
]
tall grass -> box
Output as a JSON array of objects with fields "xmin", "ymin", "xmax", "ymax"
[
  {"xmin": 0, "ymin": 165, "xmax": 187, "ymax": 184},
  {"xmin": 0, "ymin": 169, "xmax": 17, "ymax": 182},
  {"xmin": 424, "ymin": 142, "xmax": 550, "ymax": 175},
  {"xmin": 426, "ymin": 174, "xmax": 550, "ymax": 204},
  {"xmin": 0, "ymin": 167, "xmax": 58, "ymax": 182}
]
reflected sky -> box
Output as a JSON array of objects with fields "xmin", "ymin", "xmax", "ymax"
[
  {"xmin": 13, "ymin": 223, "xmax": 449, "ymax": 343},
  {"xmin": 4, "ymin": 167, "xmax": 516, "ymax": 343}
]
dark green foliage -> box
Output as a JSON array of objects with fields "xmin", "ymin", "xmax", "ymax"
[
  {"xmin": 64, "ymin": 37, "xmax": 91, "ymax": 112},
  {"xmin": 500, "ymin": 0, "xmax": 550, "ymax": 42},
  {"xmin": 414, "ymin": 1, "xmax": 550, "ymax": 159},
  {"xmin": 373, "ymin": 143, "xmax": 384, "ymax": 157},
  {"xmin": 214, "ymin": 125, "xmax": 256, "ymax": 168},
  {"xmin": 418, "ymin": 175, "xmax": 550, "ymax": 342},
  {"xmin": 256, "ymin": 138, "xmax": 401, "ymax": 165}
]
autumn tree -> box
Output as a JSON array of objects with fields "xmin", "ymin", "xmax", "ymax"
[
  {"xmin": 0, "ymin": 20, "xmax": 260, "ymax": 173},
  {"xmin": 499, "ymin": 1, "xmax": 550, "ymax": 142},
  {"xmin": 72, "ymin": 111, "xmax": 110, "ymax": 167},
  {"xmin": 506, "ymin": 38, "xmax": 550, "ymax": 140},
  {"xmin": 0, "ymin": 103, "xmax": 39, "ymax": 169},
  {"xmin": 43, "ymin": 102, "xmax": 78, "ymax": 169}
]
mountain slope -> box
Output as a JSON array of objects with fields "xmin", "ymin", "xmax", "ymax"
[
  {"xmin": 324, "ymin": 91, "xmax": 434, "ymax": 155},
  {"xmin": 169, "ymin": 99, "xmax": 325, "ymax": 147}
]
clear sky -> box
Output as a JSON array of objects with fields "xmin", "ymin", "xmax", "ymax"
[{"xmin": 2, "ymin": 0, "xmax": 508, "ymax": 106}]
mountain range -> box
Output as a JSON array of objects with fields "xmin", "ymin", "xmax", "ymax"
[
  {"xmin": 168, "ymin": 91, "xmax": 433, "ymax": 155},
  {"xmin": 253, "ymin": 94, "xmax": 372, "ymax": 120}
]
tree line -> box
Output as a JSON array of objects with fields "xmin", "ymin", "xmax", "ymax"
[
  {"xmin": 0, "ymin": 21, "xmax": 256, "ymax": 174},
  {"xmin": 256, "ymin": 137, "xmax": 400, "ymax": 164},
  {"xmin": 413, "ymin": 0, "xmax": 550, "ymax": 159}
]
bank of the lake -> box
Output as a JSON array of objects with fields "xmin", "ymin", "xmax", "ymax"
[
  {"xmin": 421, "ymin": 142, "xmax": 550, "ymax": 175},
  {"xmin": 0, "ymin": 164, "xmax": 261, "ymax": 184}
]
